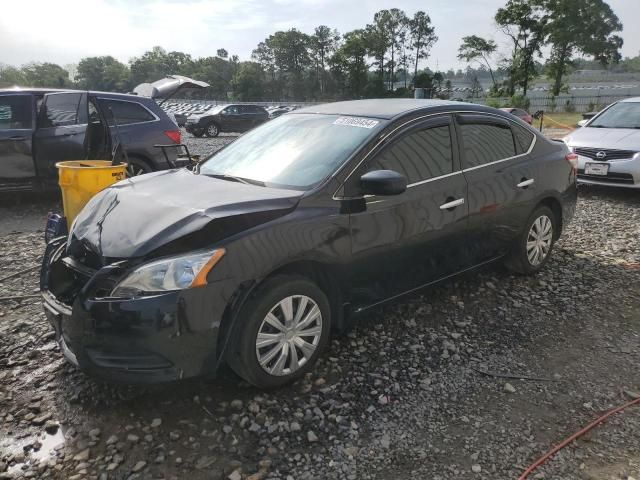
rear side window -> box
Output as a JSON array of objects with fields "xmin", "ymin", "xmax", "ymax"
[
  {"xmin": 39, "ymin": 93, "xmax": 82, "ymax": 128},
  {"xmin": 369, "ymin": 124, "xmax": 453, "ymax": 184},
  {"xmin": 459, "ymin": 121, "xmax": 516, "ymax": 168},
  {"xmin": 99, "ymin": 99, "xmax": 155, "ymax": 126},
  {"xmin": 512, "ymin": 124, "xmax": 535, "ymax": 153},
  {"xmin": 0, "ymin": 95, "xmax": 32, "ymax": 130}
]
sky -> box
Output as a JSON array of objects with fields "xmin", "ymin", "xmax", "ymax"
[{"xmin": 0, "ymin": 0, "xmax": 638, "ymax": 72}]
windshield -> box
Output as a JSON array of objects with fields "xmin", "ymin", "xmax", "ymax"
[
  {"xmin": 199, "ymin": 113, "xmax": 384, "ymax": 189},
  {"xmin": 589, "ymin": 102, "xmax": 640, "ymax": 129}
]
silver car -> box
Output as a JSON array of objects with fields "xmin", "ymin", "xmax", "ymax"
[{"xmin": 563, "ymin": 97, "xmax": 640, "ymax": 189}]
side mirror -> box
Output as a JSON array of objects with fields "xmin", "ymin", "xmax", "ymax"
[
  {"xmin": 577, "ymin": 119, "xmax": 588, "ymax": 127},
  {"xmin": 360, "ymin": 170, "xmax": 407, "ymax": 196}
]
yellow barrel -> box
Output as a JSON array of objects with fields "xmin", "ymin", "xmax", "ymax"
[{"xmin": 56, "ymin": 161, "xmax": 127, "ymax": 228}]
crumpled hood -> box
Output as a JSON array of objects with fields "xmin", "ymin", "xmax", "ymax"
[
  {"xmin": 69, "ymin": 169, "xmax": 303, "ymax": 259},
  {"xmin": 564, "ymin": 127, "xmax": 640, "ymax": 150}
]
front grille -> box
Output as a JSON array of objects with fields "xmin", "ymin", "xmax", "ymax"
[
  {"xmin": 578, "ymin": 170, "xmax": 635, "ymax": 184},
  {"xmin": 574, "ymin": 146, "xmax": 637, "ymax": 161}
]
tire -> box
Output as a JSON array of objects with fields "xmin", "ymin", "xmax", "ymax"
[
  {"xmin": 125, "ymin": 157, "xmax": 153, "ymax": 178},
  {"xmin": 191, "ymin": 129, "xmax": 204, "ymax": 138},
  {"xmin": 227, "ymin": 275, "xmax": 331, "ymax": 388},
  {"xmin": 505, "ymin": 205, "xmax": 557, "ymax": 275},
  {"xmin": 204, "ymin": 122, "xmax": 220, "ymax": 138}
]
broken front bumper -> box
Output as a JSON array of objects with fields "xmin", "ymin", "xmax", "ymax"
[{"xmin": 40, "ymin": 238, "xmax": 233, "ymax": 384}]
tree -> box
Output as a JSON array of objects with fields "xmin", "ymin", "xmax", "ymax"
[
  {"xmin": 129, "ymin": 47, "xmax": 194, "ymax": 85},
  {"xmin": 231, "ymin": 62, "xmax": 266, "ymax": 100},
  {"xmin": 542, "ymin": 0, "xmax": 623, "ymax": 95},
  {"xmin": 21, "ymin": 63, "xmax": 70, "ymax": 88},
  {"xmin": 311, "ymin": 25, "xmax": 340, "ymax": 95},
  {"xmin": 264, "ymin": 29, "xmax": 312, "ymax": 98},
  {"xmin": 409, "ymin": 11, "xmax": 437, "ymax": 82},
  {"xmin": 0, "ymin": 64, "xmax": 26, "ymax": 86},
  {"xmin": 76, "ymin": 56, "xmax": 130, "ymax": 91},
  {"xmin": 216, "ymin": 49, "xmax": 228, "ymax": 59},
  {"xmin": 332, "ymin": 29, "xmax": 369, "ymax": 97},
  {"xmin": 495, "ymin": 0, "xmax": 546, "ymax": 95},
  {"xmin": 458, "ymin": 36, "xmax": 499, "ymax": 90},
  {"xmin": 374, "ymin": 9, "xmax": 410, "ymax": 90}
]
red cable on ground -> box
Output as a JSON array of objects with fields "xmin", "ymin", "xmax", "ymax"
[{"xmin": 518, "ymin": 395, "xmax": 640, "ymax": 480}]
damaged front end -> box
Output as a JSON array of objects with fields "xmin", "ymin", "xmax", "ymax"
[{"xmin": 39, "ymin": 236, "xmax": 234, "ymax": 384}]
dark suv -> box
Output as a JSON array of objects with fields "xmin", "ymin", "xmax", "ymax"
[
  {"xmin": 41, "ymin": 99, "xmax": 577, "ymax": 388},
  {"xmin": 185, "ymin": 103, "xmax": 269, "ymax": 137},
  {"xmin": 0, "ymin": 88, "xmax": 181, "ymax": 191}
]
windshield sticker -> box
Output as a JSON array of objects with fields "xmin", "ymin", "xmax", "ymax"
[{"xmin": 333, "ymin": 117, "xmax": 379, "ymax": 129}]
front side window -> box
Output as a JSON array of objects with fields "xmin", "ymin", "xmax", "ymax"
[
  {"xmin": 368, "ymin": 124, "xmax": 454, "ymax": 184},
  {"xmin": 589, "ymin": 102, "xmax": 640, "ymax": 129},
  {"xmin": 224, "ymin": 105, "xmax": 240, "ymax": 114},
  {"xmin": 99, "ymin": 99, "xmax": 155, "ymax": 126},
  {"xmin": 0, "ymin": 95, "xmax": 32, "ymax": 130},
  {"xmin": 38, "ymin": 93, "xmax": 82, "ymax": 128},
  {"xmin": 459, "ymin": 120, "xmax": 516, "ymax": 168},
  {"xmin": 200, "ymin": 113, "xmax": 384, "ymax": 189}
]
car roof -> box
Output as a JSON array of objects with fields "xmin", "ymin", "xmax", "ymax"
[
  {"xmin": 0, "ymin": 86, "xmax": 154, "ymax": 101},
  {"xmin": 619, "ymin": 97, "xmax": 640, "ymax": 103},
  {"xmin": 293, "ymin": 98, "xmax": 486, "ymax": 120}
]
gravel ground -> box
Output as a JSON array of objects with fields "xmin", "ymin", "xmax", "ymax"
[{"xmin": 1, "ymin": 130, "xmax": 639, "ymax": 480}]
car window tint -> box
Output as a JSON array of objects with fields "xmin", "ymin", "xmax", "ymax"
[
  {"xmin": 369, "ymin": 125, "xmax": 453, "ymax": 184},
  {"xmin": 512, "ymin": 124, "xmax": 535, "ymax": 153},
  {"xmin": 0, "ymin": 95, "xmax": 32, "ymax": 130},
  {"xmin": 459, "ymin": 122, "xmax": 516, "ymax": 168},
  {"xmin": 99, "ymin": 100, "xmax": 155, "ymax": 126},
  {"xmin": 39, "ymin": 93, "xmax": 82, "ymax": 128}
]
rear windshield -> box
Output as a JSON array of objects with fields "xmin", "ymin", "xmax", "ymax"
[
  {"xmin": 589, "ymin": 102, "xmax": 640, "ymax": 129},
  {"xmin": 200, "ymin": 113, "xmax": 384, "ymax": 190}
]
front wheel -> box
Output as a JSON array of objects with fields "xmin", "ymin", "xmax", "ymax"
[
  {"xmin": 227, "ymin": 275, "xmax": 331, "ymax": 388},
  {"xmin": 191, "ymin": 129, "xmax": 204, "ymax": 138},
  {"xmin": 204, "ymin": 122, "xmax": 220, "ymax": 138},
  {"xmin": 505, "ymin": 205, "xmax": 557, "ymax": 275}
]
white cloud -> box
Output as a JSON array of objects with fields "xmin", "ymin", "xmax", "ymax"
[{"xmin": 0, "ymin": 0, "xmax": 637, "ymax": 71}]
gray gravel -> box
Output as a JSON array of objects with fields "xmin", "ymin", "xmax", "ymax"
[{"xmin": 1, "ymin": 136, "xmax": 640, "ymax": 479}]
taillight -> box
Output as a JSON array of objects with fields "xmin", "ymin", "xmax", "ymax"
[
  {"xmin": 565, "ymin": 152, "xmax": 578, "ymax": 172},
  {"xmin": 164, "ymin": 130, "xmax": 181, "ymax": 144}
]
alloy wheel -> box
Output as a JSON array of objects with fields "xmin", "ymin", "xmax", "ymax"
[
  {"xmin": 255, "ymin": 295, "xmax": 323, "ymax": 377},
  {"xmin": 207, "ymin": 124, "xmax": 219, "ymax": 137},
  {"xmin": 526, "ymin": 215, "xmax": 553, "ymax": 266},
  {"xmin": 126, "ymin": 163, "xmax": 146, "ymax": 177}
]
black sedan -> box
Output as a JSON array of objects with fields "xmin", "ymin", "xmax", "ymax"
[
  {"xmin": 185, "ymin": 103, "xmax": 269, "ymax": 137},
  {"xmin": 41, "ymin": 99, "xmax": 577, "ymax": 387}
]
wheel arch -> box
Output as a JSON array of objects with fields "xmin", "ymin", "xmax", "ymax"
[
  {"xmin": 536, "ymin": 195, "xmax": 563, "ymax": 239},
  {"xmin": 215, "ymin": 259, "xmax": 347, "ymax": 365}
]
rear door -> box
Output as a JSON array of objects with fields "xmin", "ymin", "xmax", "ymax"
[
  {"xmin": 457, "ymin": 113, "xmax": 538, "ymax": 262},
  {"xmin": 347, "ymin": 115, "xmax": 471, "ymax": 307},
  {"xmin": 34, "ymin": 92, "xmax": 88, "ymax": 181},
  {"xmin": 0, "ymin": 94, "xmax": 36, "ymax": 183}
]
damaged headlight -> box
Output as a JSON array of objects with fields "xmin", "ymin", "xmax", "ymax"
[{"xmin": 111, "ymin": 248, "xmax": 225, "ymax": 298}]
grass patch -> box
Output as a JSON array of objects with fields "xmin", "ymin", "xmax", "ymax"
[{"xmin": 539, "ymin": 112, "xmax": 582, "ymax": 130}]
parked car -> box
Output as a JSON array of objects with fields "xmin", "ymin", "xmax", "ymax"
[
  {"xmin": 500, "ymin": 107, "xmax": 533, "ymax": 124},
  {"xmin": 0, "ymin": 88, "xmax": 181, "ymax": 191},
  {"xmin": 563, "ymin": 97, "xmax": 640, "ymax": 188},
  {"xmin": 185, "ymin": 104, "xmax": 269, "ymax": 137},
  {"xmin": 41, "ymin": 99, "xmax": 577, "ymax": 387}
]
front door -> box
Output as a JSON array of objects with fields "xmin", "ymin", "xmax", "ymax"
[
  {"xmin": 34, "ymin": 92, "xmax": 88, "ymax": 183},
  {"xmin": 0, "ymin": 94, "xmax": 36, "ymax": 184},
  {"xmin": 346, "ymin": 116, "xmax": 470, "ymax": 309},
  {"xmin": 221, "ymin": 105, "xmax": 243, "ymax": 132}
]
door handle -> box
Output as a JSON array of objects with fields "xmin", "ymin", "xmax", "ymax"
[
  {"xmin": 439, "ymin": 198, "xmax": 465, "ymax": 210},
  {"xmin": 0, "ymin": 136, "xmax": 27, "ymax": 141},
  {"xmin": 517, "ymin": 178, "xmax": 535, "ymax": 188}
]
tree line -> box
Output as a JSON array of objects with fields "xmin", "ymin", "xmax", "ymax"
[{"xmin": 0, "ymin": 1, "xmax": 628, "ymax": 102}]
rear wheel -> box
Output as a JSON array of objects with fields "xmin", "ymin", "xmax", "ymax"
[
  {"xmin": 204, "ymin": 122, "xmax": 220, "ymax": 138},
  {"xmin": 505, "ymin": 205, "xmax": 556, "ymax": 275},
  {"xmin": 125, "ymin": 157, "xmax": 152, "ymax": 178},
  {"xmin": 227, "ymin": 275, "xmax": 331, "ymax": 388}
]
